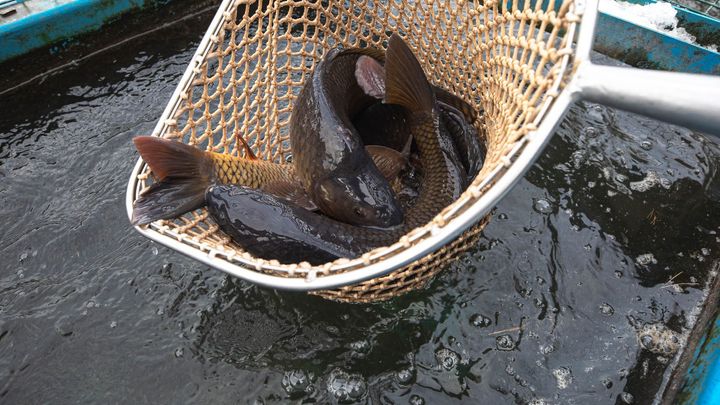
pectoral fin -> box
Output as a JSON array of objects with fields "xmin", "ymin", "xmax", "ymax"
[
  {"xmin": 355, "ymin": 55, "xmax": 385, "ymax": 99},
  {"xmin": 261, "ymin": 181, "xmax": 318, "ymax": 211},
  {"xmin": 366, "ymin": 145, "xmax": 408, "ymax": 181}
]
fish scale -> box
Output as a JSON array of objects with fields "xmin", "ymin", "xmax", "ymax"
[{"xmin": 209, "ymin": 153, "xmax": 296, "ymax": 187}]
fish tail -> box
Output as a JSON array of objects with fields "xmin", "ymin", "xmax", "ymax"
[
  {"xmin": 131, "ymin": 136, "xmax": 214, "ymax": 225},
  {"xmin": 383, "ymin": 34, "xmax": 434, "ymax": 114}
]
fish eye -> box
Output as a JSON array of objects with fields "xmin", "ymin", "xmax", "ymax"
[{"xmin": 353, "ymin": 207, "xmax": 367, "ymax": 218}]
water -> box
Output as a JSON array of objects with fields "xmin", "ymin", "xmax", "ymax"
[{"xmin": 1, "ymin": 10, "xmax": 720, "ymax": 405}]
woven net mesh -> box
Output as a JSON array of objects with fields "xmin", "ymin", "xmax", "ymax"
[{"xmin": 132, "ymin": 0, "xmax": 581, "ymax": 302}]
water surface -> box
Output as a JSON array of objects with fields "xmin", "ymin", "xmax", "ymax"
[{"xmin": 1, "ymin": 10, "xmax": 719, "ymax": 405}]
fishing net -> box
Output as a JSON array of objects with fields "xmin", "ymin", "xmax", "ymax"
[{"xmin": 129, "ymin": 0, "xmax": 580, "ymax": 302}]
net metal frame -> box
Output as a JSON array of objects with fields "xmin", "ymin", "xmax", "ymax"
[{"xmin": 127, "ymin": 0, "xmax": 584, "ymax": 301}]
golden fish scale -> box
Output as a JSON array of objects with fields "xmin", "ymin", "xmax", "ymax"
[{"xmin": 209, "ymin": 153, "xmax": 295, "ymax": 187}]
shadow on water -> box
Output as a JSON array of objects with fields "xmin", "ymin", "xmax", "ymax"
[{"xmin": 0, "ymin": 7, "xmax": 719, "ymax": 405}]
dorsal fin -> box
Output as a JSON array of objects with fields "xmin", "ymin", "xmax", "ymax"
[
  {"xmin": 236, "ymin": 135, "xmax": 257, "ymax": 160},
  {"xmin": 383, "ymin": 34, "xmax": 434, "ymax": 113}
]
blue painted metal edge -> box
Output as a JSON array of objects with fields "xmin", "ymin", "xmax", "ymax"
[
  {"xmin": 678, "ymin": 308, "xmax": 720, "ymax": 404},
  {"xmin": 594, "ymin": 12, "xmax": 720, "ymax": 74},
  {"xmin": 0, "ymin": 0, "xmax": 149, "ymax": 63}
]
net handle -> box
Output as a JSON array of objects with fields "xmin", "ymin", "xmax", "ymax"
[{"xmin": 573, "ymin": 63, "xmax": 720, "ymax": 136}]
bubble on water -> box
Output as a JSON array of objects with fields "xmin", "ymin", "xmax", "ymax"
[
  {"xmin": 496, "ymin": 335, "xmax": 516, "ymax": 351},
  {"xmin": 629, "ymin": 171, "xmax": 661, "ymax": 192},
  {"xmin": 615, "ymin": 173, "xmax": 628, "ymax": 183},
  {"xmin": 635, "ymin": 253, "xmax": 657, "ymax": 266},
  {"xmin": 498, "ymin": 213, "xmax": 508, "ymax": 220},
  {"xmin": 637, "ymin": 323, "xmax": 681, "ymax": 356},
  {"xmin": 587, "ymin": 181, "xmax": 596, "ymax": 188},
  {"xmin": 409, "ymin": 394, "xmax": 425, "ymax": 405},
  {"xmin": 435, "ymin": 348, "xmax": 460, "ymax": 370},
  {"xmin": 110, "ymin": 321, "xmax": 117, "ymax": 328},
  {"xmin": 157, "ymin": 307, "xmax": 165, "ymax": 315},
  {"xmin": 470, "ymin": 314, "xmax": 492, "ymax": 328},
  {"xmin": 528, "ymin": 400, "xmax": 547, "ymax": 405},
  {"xmin": 552, "ymin": 367, "xmax": 573, "ymax": 389},
  {"xmin": 540, "ymin": 343, "xmax": 555, "ymax": 355},
  {"xmin": 615, "ymin": 270, "xmax": 624, "ymax": 278},
  {"xmin": 533, "ymin": 199, "xmax": 553, "ymax": 214},
  {"xmin": 619, "ymin": 392, "xmax": 634, "ymax": 403},
  {"xmin": 17, "ymin": 269, "xmax": 24, "ymax": 279},
  {"xmin": 396, "ymin": 368, "xmax": 415, "ymax": 386},
  {"xmin": 583, "ymin": 126, "xmax": 599, "ymax": 138},
  {"xmin": 282, "ymin": 370, "xmax": 311, "ymax": 395},
  {"xmin": 602, "ymin": 378, "xmax": 613, "ymax": 389},
  {"xmin": 701, "ymin": 248, "xmax": 710, "ymax": 256},
  {"xmin": 151, "ymin": 246, "xmax": 159, "ymax": 255},
  {"xmin": 19, "ymin": 252, "xmax": 28, "ymax": 262},
  {"xmin": 599, "ymin": 303, "xmax": 615, "ymax": 316},
  {"xmin": 349, "ymin": 340, "xmax": 371, "ymax": 357},
  {"xmin": 162, "ymin": 263, "xmax": 172, "ymax": 272},
  {"xmin": 174, "ymin": 347, "xmax": 184, "ymax": 358},
  {"xmin": 640, "ymin": 140, "xmax": 653, "ymax": 150},
  {"xmin": 326, "ymin": 369, "xmax": 366, "ymax": 403}
]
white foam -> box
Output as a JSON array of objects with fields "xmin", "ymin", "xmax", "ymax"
[{"xmin": 599, "ymin": 0, "xmax": 719, "ymax": 52}]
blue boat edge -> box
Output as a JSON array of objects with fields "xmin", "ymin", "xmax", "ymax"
[{"xmin": 0, "ymin": 0, "xmax": 167, "ymax": 63}]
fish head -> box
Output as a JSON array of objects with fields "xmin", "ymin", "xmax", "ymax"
[{"xmin": 315, "ymin": 170, "xmax": 403, "ymax": 228}]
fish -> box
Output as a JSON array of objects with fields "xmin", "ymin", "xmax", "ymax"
[
  {"xmin": 289, "ymin": 45, "xmax": 405, "ymax": 228},
  {"xmin": 131, "ymin": 136, "xmax": 409, "ymax": 225},
  {"xmin": 354, "ymin": 54, "xmax": 485, "ymax": 180},
  {"xmin": 207, "ymin": 34, "xmax": 468, "ymax": 264}
]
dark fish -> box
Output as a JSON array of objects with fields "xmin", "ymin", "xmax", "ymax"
[
  {"xmin": 208, "ymin": 34, "xmax": 468, "ymax": 263},
  {"xmin": 354, "ymin": 54, "xmax": 485, "ymax": 179},
  {"xmin": 131, "ymin": 136, "xmax": 407, "ymax": 225},
  {"xmin": 207, "ymin": 185, "xmax": 359, "ymax": 263},
  {"xmin": 289, "ymin": 46, "xmax": 404, "ymax": 228},
  {"xmin": 438, "ymin": 103, "xmax": 485, "ymax": 181}
]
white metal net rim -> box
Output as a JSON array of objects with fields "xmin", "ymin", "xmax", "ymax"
[{"xmin": 125, "ymin": 0, "xmax": 584, "ymax": 290}]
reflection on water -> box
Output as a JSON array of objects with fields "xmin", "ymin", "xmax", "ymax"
[{"xmin": 0, "ymin": 10, "xmax": 719, "ymax": 405}]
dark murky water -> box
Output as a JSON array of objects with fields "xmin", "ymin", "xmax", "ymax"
[{"xmin": 1, "ymin": 10, "xmax": 719, "ymax": 405}]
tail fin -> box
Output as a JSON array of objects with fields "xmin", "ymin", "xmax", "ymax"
[
  {"xmin": 383, "ymin": 34, "xmax": 434, "ymax": 113},
  {"xmin": 131, "ymin": 136, "xmax": 214, "ymax": 225}
]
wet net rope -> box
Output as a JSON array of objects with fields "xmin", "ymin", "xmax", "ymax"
[{"xmin": 131, "ymin": 0, "xmax": 580, "ymax": 302}]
